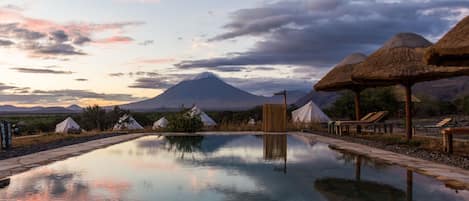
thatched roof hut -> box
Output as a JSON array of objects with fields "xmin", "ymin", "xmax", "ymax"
[
  {"xmin": 314, "ymin": 53, "xmax": 367, "ymax": 120},
  {"xmin": 315, "ymin": 53, "xmax": 367, "ymax": 91},
  {"xmin": 425, "ymin": 16, "xmax": 469, "ymax": 66},
  {"xmin": 352, "ymin": 33, "xmax": 469, "ymax": 85},
  {"xmin": 352, "ymin": 32, "xmax": 469, "ymax": 140}
]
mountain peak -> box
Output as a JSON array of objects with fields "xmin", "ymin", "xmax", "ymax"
[
  {"xmin": 191, "ymin": 72, "xmax": 220, "ymax": 81},
  {"xmin": 67, "ymin": 104, "xmax": 82, "ymax": 111}
]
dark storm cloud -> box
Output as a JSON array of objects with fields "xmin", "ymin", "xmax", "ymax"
[
  {"xmin": 49, "ymin": 30, "xmax": 69, "ymax": 43},
  {"xmin": 213, "ymin": 66, "xmax": 247, "ymax": 72},
  {"xmin": 0, "ymin": 23, "xmax": 46, "ymax": 40},
  {"xmin": 226, "ymin": 77, "xmax": 313, "ymax": 96},
  {"xmin": 176, "ymin": 0, "xmax": 469, "ymax": 69},
  {"xmin": 11, "ymin": 67, "xmax": 74, "ymax": 74},
  {"xmin": 129, "ymin": 77, "xmax": 174, "ymax": 89},
  {"xmin": 0, "ymin": 39, "xmax": 14, "ymax": 46},
  {"xmin": 72, "ymin": 35, "xmax": 92, "ymax": 45},
  {"xmin": 33, "ymin": 43, "xmax": 86, "ymax": 55}
]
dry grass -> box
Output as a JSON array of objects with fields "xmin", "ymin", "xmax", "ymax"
[{"xmin": 11, "ymin": 131, "xmax": 128, "ymax": 149}]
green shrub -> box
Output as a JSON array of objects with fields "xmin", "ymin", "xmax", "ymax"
[{"xmin": 166, "ymin": 113, "xmax": 203, "ymax": 133}]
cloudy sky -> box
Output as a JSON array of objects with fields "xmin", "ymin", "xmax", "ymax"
[{"xmin": 0, "ymin": 0, "xmax": 467, "ymax": 107}]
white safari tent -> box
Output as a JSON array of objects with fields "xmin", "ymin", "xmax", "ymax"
[
  {"xmin": 153, "ymin": 117, "xmax": 169, "ymax": 129},
  {"xmin": 113, "ymin": 114, "xmax": 144, "ymax": 130},
  {"xmin": 188, "ymin": 106, "xmax": 217, "ymax": 126},
  {"xmin": 248, "ymin": 118, "xmax": 256, "ymax": 125},
  {"xmin": 55, "ymin": 117, "xmax": 81, "ymax": 133},
  {"xmin": 292, "ymin": 101, "xmax": 331, "ymax": 123}
]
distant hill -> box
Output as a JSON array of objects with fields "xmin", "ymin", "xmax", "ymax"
[
  {"xmin": 413, "ymin": 76, "xmax": 469, "ymax": 101},
  {"xmin": 0, "ymin": 105, "xmax": 80, "ymax": 114},
  {"xmin": 120, "ymin": 72, "xmax": 307, "ymax": 111},
  {"xmin": 293, "ymin": 90, "xmax": 340, "ymax": 109}
]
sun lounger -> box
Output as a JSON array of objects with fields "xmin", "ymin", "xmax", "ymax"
[
  {"xmin": 328, "ymin": 112, "xmax": 376, "ymax": 134},
  {"xmin": 413, "ymin": 117, "xmax": 454, "ymax": 135},
  {"xmin": 335, "ymin": 111, "xmax": 390, "ymax": 135},
  {"xmin": 441, "ymin": 127, "xmax": 469, "ymax": 154}
]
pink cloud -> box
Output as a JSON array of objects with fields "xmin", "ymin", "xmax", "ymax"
[
  {"xmin": 95, "ymin": 36, "xmax": 134, "ymax": 44},
  {"xmin": 135, "ymin": 58, "xmax": 176, "ymax": 64},
  {"xmin": 0, "ymin": 7, "xmax": 143, "ymax": 43}
]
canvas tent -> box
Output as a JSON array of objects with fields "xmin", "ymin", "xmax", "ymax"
[
  {"xmin": 292, "ymin": 101, "xmax": 331, "ymax": 123},
  {"xmin": 153, "ymin": 117, "xmax": 169, "ymax": 129},
  {"xmin": 188, "ymin": 106, "xmax": 217, "ymax": 126},
  {"xmin": 55, "ymin": 117, "xmax": 81, "ymax": 133},
  {"xmin": 113, "ymin": 114, "xmax": 144, "ymax": 130}
]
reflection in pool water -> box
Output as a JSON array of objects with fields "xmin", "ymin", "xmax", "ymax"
[{"xmin": 0, "ymin": 134, "xmax": 468, "ymax": 201}]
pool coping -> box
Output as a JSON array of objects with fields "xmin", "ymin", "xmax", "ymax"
[
  {"xmin": 292, "ymin": 132, "xmax": 469, "ymax": 190},
  {"xmin": 0, "ymin": 131, "xmax": 468, "ymax": 190},
  {"xmin": 0, "ymin": 133, "xmax": 149, "ymax": 180}
]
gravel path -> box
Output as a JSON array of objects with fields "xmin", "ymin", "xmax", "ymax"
[{"xmin": 303, "ymin": 130, "xmax": 469, "ymax": 170}]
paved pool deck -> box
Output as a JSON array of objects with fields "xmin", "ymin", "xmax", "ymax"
[{"xmin": 0, "ymin": 131, "xmax": 468, "ymax": 190}]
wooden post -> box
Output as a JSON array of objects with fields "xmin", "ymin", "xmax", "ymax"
[
  {"xmin": 355, "ymin": 156, "xmax": 362, "ymax": 181},
  {"xmin": 404, "ymin": 84, "xmax": 413, "ymax": 141},
  {"xmin": 406, "ymin": 169, "xmax": 413, "ymax": 201},
  {"xmin": 448, "ymin": 133, "xmax": 453, "ymax": 154},
  {"xmin": 283, "ymin": 91, "xmax": 287, "ymax": 132},
  {"xmin": 354, "ymin": 90, "xmax": 362, "ymax": 121},
  {"xmin": 354, "ymin": 89, "xmax": 362, "ymax": 134}
]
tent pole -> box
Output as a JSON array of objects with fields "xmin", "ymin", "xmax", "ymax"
[{"xmin": 404, "ymin": 83, "xmax": 413, "ymax": 141}]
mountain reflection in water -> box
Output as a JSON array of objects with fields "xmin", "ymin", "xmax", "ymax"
[{"xmin": 0, "ymin": 134, "xmax": 467, "ymax": 201}]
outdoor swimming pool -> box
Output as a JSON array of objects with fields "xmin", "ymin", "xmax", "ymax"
[{"xmin": 0, "ymin": 134, "xmax": 467, "ymax": 201}]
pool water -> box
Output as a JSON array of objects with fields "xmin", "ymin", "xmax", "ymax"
[{"xmin": 0, "ymin": 134, "xmax": 468, "ymax": 201}]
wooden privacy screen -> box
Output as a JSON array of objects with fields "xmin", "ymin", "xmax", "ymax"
[
  {"xmin": 263, "ymin": 134, "xmax": 287, "ymax": 160},
  {"xmin": 263, "ymin": 104, "xmax": 286, "ymax": 132}
]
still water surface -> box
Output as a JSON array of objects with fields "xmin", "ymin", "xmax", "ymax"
[{"xmin": 0, "ymin": 134, "xmax": 468, "ymax": 201}]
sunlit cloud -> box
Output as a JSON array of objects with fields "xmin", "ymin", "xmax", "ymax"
[
  {"xmin": 11, "ymin": 67, "xmax": 74, "ymax": 74},
  {"xmin": 95, "ymin": 36, "xmax": 134, "ymax": 44}
]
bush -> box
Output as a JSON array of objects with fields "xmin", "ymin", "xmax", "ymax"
[{"xmin": 166, "ymin": 113, "xmax": 203, "ymax": 133}]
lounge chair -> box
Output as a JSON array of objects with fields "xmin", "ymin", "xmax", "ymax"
[
  {"xmin": 413, "ymin": 117, "xmax": 454, "ymax": 135},
  {"xmin": 328, "ymin": 112, "xmax": 376, "ymax": 134},
  {"xmin": 335, "ymin": 111, "xmax": 389, "ymax": 135},
  {"xmin": 441, "ymin": 127, "xmax": 469, "ymax": 153}
]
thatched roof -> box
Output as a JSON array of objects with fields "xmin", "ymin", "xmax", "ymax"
[
  {"xmin": 352, "ymin": 32, "xmax": 469, "ymax": 85},
  {"xmin": 424, "ymin": 16, "xmax": 469, "ymax": 66},
  {"xmin": 314, "ymin": 53, "xmax": 367, "ymax": 91}
]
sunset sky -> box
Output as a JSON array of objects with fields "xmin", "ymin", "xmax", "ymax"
[{"xmin": 0, "ymin": 0, "xmax": 467, "ymax": 107}]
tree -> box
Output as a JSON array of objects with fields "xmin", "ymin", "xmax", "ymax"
[
  {"xmin": 166, "ymin": 113, "xmax": 203, "ymax": 133},
  {"xmin": 105, "ymin": 106, "xmax": 128, "ymax": 128},
  {"xmin": 81, "ymin": 105, "xmax": 107, "ymax": 131},
  {"xmin": 325, "ymin": 87, "xmax": 399, "ymax": 119}
]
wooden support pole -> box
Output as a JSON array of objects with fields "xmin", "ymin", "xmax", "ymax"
[{"xmin": 404, "ymin": 84, "xmax": 413, "ymax": 141}]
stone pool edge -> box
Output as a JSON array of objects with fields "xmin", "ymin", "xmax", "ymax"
[
  {"xmin": 0, "ymin": 133, "xmax": 149, "ymax": 180},
  {"xmin": 292, "ymin": 132, "xmax": 469, "ymax": 190}
]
